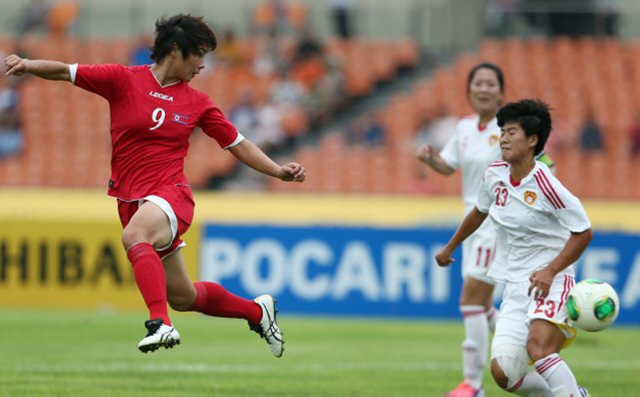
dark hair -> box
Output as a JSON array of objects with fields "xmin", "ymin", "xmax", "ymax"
[
  {"xmin": 467, "ymin": 62, "xmax": 505, "ymax": 94},
  {"xmin": 150, "ymin": 14, "xmax": 217, "ymax": 62},
  {"xmin": 496, "ymin": 99, "xmax": 552, "ymax": 155}
]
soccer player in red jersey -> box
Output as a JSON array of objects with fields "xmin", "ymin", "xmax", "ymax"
[{"xmin": 4, "ymin": 14, "xmax": 305, "ymax": 357}]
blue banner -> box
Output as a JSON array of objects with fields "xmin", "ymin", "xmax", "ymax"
[{"xmin": 200, "ymin": 224, "xmax": 640, "ymax": 325}]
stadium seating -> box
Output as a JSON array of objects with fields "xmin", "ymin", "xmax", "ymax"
[
  {"xmin": 2, "ymin": 35, "xmax": 638, "ymax": 199},
  {"xmin": 0, "ymin": 34, "xmax": 417, "ymax": 189},
  {"xmin": 269, "ymin": 37, "xmax": 640, "ymax": 200}
]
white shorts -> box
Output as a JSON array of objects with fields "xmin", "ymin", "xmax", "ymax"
[
  {"xmin": 491, "ymin": 273, "xmax": 575, "ymax": 353},
  {"xmin": 461, "ymin": 218, "xmax": 496, "ymax": 284}
]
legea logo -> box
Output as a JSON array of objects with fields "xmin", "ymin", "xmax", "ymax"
[{"xmin": 149, "ymin": 91, "xmax": 174, "ymax": 102}]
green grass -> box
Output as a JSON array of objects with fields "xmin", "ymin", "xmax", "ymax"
[{"xmin": 0, "ymin": 310, "xmax": 638, "ymax": 396}]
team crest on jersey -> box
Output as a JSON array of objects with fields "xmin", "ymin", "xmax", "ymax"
[
  {"xmin": 488, "ymin": 134, "xmax": 500, "ymax": 147},
  {"xmin": 524, "ymin": 190, "xmax": 538, "ymax": 205}
]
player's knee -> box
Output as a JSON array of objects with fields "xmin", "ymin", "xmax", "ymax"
[
  {"xmin": 168, "ymin": 294, "xmax": 195, "ymax": 311},
  {"xmin": 527, "ymin": 336, "xmax": 554, "ymax": 362},
  {"xmin": 491, "ymin": 344, "xmax": 529, "ymax": 390},
  {"xmin": 459, "ymin": 284, "xmax": 474, "ymax": 306},
  {"xmin": 122, "ymin": 226, "xmax": 148, "ymax": 249},
  {"xmin": 490, "ymin": 358, "xmax": 509, "ymax": 389}
]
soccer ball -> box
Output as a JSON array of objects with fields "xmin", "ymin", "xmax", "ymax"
[{"xmin": 567, "ymin": 279, "xmax": 620, "ymax": 332}]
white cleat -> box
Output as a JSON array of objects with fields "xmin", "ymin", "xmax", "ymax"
[
  {"xmin": 138, "ymin": 318, "xmax": 181, "ymax": 353},
  {"xmin": 249, "ymin": 294, "xmax": 284, "ymax": 357}
]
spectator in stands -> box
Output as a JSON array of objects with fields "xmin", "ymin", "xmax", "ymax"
[
  {"xmin": 321, "ymin": 58, "xmax": 348, "ymax": 109},
  {"xmin": 297, "ymin": 58, "xmax": 344, "ymax": 125},
  {"xmin": 230, "ymin": 87, "xmax": 286, "ymax": 152},
  {"xmin": 629, "ymin": 111, "xmax": 640, "ymax": 157},
  {"xmin": 595, "ymin": 0, "xmax": 621, "ymax": 36},
  {"xmin": 271, "ymin": 70, "xmax": 306, "ymax": 106},
  {"xmin": 48, "ymin": 1, "xmax": 80, "ymax": 37},
  {"xmin": 484, "ymin": 0, "xmax": 520, "ymax": 37},
  {"xmin": 214, "ymin": 27, "xmax": 244, "ymax": 68},
  {"xmin": 131, "ymin": 34, "xmax": 153, "ymax": 66},
  {"xmin": 255, "ymin": 102, "xmax": 285, "ymax": 152},
  {"xmin": 4, "ymin": 14, "xmax": 305, "ymax": 358},
  {"xmin": 229, "ymin": 88, "xmax": 260, "ymax": 141},
  {"xmin": 362, "ymin": 112, "xmax": 386, "ymax": 147},
  {"xmin": 331, "ymin": 0, "xmax": 356, "ymax": 40},
  {"xmin": 0, "ymin": 78, "xmax": 23, "ymax": 158},
  {"xmin": 293, "ymin": 28, "xmax": 324, "ymax": 64},
  {"xmin": 253, "ymin": 0, "xmax": 289, "ymax": 35},
  {"xmin": 15, "ymin": 0, "xmax": 51, "ymax": 36},
  {"xmin": 304, "ymin": 79, "xmax": 334, "ymax": 125},
  {"xmin": 579, "ymin": 111, "xmax": 605, "ymax": 152},
  {"xmin": 524, "ymin": 0, "xmax": 620, "ymax": 37},
  {"xmin": 254, "ymin": 27, "xmax": 285, "ymax": 77},
  {"xmin": 347, "ymin": 112, "xmax": 386, "ymax": 148}
]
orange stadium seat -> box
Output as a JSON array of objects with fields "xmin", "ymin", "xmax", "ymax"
[
  {"xmin": 48, "ymin": 2, "xmax": 80, "ymax": 38},
  {"xmin": 287, "ymin": 2, "xmax": 308, "ymax": 30},
  {"xmin": 395, "ymin": 39, "xmax": 420, "ymax": 68},
  {"xmin": 280, "ymin": 106, "xmax": 309, "ymax": 136},
  {"xmin": 253, "ymin": 2, "xmax": 278, "ymax": 30}
]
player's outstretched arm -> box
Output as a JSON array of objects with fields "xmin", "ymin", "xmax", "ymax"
[
  {"xmin": 4, "ymin": 54, "xmax": 71, "ymax": 82},
  {"xmin": 228, "ymin": 139, "xmax": 306, "ymax": 182},
  {"xmin": 416, "ymin": 143, "xmax": 455, "ymax": 175},
  {"xmin": 435, "ymin": 207, "xmax": 488, "ymax": 267}
]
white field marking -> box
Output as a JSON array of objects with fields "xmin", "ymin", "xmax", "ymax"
[{"xmin": 6, "ymin": 360, "xmax": 640, "ymax": 374}]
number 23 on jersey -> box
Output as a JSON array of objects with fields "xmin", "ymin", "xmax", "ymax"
[{"xmin": 495, "ymin": 187, "xmax": 508, "ymax": 207}]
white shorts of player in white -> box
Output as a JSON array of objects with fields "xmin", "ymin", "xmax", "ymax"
[
  {"xmin": 461, "ymin": 218, "xmax": 496, "ymax": 284},
  {"xmin": 491, "ymin": 273, "xmax": 576, "ymax": 384},
  {"xmin": 492, "ymin": 272, "xmax": 575, "ymax": 348}
]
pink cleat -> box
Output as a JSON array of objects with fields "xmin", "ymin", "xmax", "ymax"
[{"xmin": 445, "ymin": 382, "xmax": 484, "ymax": 397}]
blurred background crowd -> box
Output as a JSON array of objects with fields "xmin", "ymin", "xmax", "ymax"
[{"xmin": 1, "ymin": 0, "xmax": 639, "ymax": 200}]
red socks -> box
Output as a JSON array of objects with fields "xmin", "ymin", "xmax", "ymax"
[
  {"xmin": 127, "ymin": 242, "xmax": 171, "ymax": 326},
  {"xmin": 127, "ymin": 243, "xmax": 261, "ymax": 326},
  {"xmin": 190, "ymin": 281, "xmax": 262, "ymax": 325}
]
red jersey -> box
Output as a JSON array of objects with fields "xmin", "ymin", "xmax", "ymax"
[{"xmin": 72, "ymin": 64, "xmax": 241, "ymax": 200}]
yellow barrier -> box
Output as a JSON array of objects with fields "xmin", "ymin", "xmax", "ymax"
[{"xmin": 1, "ymin": 188, "xmax": 639, "ymax": 310}]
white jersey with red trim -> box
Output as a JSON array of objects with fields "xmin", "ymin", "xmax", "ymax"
[
  {"xmin": 440, "ymin": 114, "xmax": 501, "ymax": 210},
  {"xmin": 476, "ymin": 161, "xmax": 591, "ymax": 282}
]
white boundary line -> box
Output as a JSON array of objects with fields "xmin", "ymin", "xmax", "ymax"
[{"xmin": 8, "ymin": 360, "xmax": 640, "ymax": 374}]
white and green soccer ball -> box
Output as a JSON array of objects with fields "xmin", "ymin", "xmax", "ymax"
[{"xmin": 567, "ymin": 279, "xmax": 620, "ymax": 332}]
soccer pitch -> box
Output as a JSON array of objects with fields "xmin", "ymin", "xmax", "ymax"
[{"xmin": 1, "ymin": 310, "xmax": 638, "ymax": 396}]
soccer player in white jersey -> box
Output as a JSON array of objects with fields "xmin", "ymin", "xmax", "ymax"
[
  {"xmin": 417, "ymin": 63, "xmax": 505, "ymax": 397},
  {"xmin": 418, "ymin": 64, "xmax": 557, "ymax": 397},
  {"xmin": 436, "ymin": 99, "xmax": 592, "ymax": 397}
]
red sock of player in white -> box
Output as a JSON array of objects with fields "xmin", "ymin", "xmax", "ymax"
[
  {"xmin": 534, "ymin": 353, "xmax": 580, "ymax": 396},
  {"xmin": 461, "ymin": 305, "xmax": 489, "ymax": 389},
  {"xmin": 190, "ymin": 282, "xmax": 262, "ymax": 325},
  {"xmin": 127, "ymin": 242, "xmax": 171, "ymax": 326}
]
